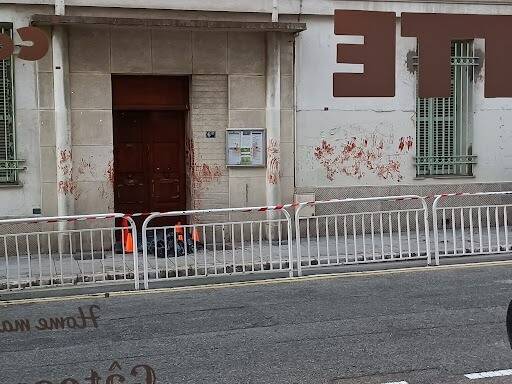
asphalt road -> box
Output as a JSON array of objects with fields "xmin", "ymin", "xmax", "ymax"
[{"xmin": 1, "ymin": 262, "xmax": 512, "ymax": 384}]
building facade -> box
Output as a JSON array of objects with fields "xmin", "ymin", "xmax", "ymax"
[
  {"xmin": 295, "ymin": 1, "xmax": 512, "ymax": 203},
  {"xmin": 1, "ymin": 0, "xmax": 512, "ymax": 219}
]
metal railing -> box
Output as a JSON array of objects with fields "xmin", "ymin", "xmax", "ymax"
[
  {"xmin": 295, "ymin": 196, "xmax": 431, "ymax": 276},
  {"xmin": 3, "ymin": 191, "xmax": 512, "ymax": 294},
  {"xmin": 432, "ymin": 192, "xmax": 512, "ymax": 265},
  {"xmin": 0, "ymin": 214, "xmax": 139, "ymax": 291},
  {"xmin": 141, "ymin": 205, "xmax": 294, "ymax": 289}
]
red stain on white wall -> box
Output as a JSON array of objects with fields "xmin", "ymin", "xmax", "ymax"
[
  {"xmin": 76, "ymin": 158, "xmax": 95, "ymax": 178},
  {"xmin": 187, "ymin": 138, "xmax": 225, "ymax": 209},
  {"xmin": 267, "ymin": 138, "xmax": 280, "ymax": 184},
  {"xmin": 398, "ymin": 136, "xmax": 414, "ymax": 152},
  {"xmin": 57, "ymin": 149, "xmax": 81, "ymax": 200},
  {"xmin": 314, "ymin": 134, "xmax": 413, "ymax": 182},
  {"xmin": 105, "ymin": 159, "xmax": 114, "ymax": 184},
  {"xmin": 194, "ymin": 164, "xmax": 223, "ymax": 183}
]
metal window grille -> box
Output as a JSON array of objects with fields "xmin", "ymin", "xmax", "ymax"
[
  {"xmin": 415, "ymin": 41, "xmax": 478, "ymax": 177},
  {"xmin": 0, "ymin": 25, "xmax": 21, "ymax": 184}
]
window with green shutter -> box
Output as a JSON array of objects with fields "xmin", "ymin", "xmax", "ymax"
[
  {"xmin": 415, "ymin": 41, "xmax": 478, "ymax": 177},
  {"xmin": 0, "ymin": 24, "xmax": 21, "ymax": 184}
]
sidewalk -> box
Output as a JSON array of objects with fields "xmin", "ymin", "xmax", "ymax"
[{"xmin": 1, "ymin": 226, "xmax": 509, "ymax": 290}]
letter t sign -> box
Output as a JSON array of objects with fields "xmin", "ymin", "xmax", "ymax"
[{"xmin": 333, "ymin": 10, "xmax": 396, "ymax": 97}]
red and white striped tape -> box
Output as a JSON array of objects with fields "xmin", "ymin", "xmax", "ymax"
[
  {"xmin": 3, "ymin": 191, "xmax": 512, "ymax": 225},
  {"xmin": 13, "ymin": 214, "xmax": 119, "ymax": 225}
]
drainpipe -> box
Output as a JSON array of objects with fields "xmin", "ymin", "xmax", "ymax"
[
  {"xmin": 53, "ymin": 0, "xmax": 74, "ymax": 225},
  {"xmin": 265, "ymin": 28, "xmax": 281, "ymax": 232},
  {"xmin": 293, "ymin": 32, "xmax": 299, "ymax": 202},
  {"xmin": 272, "ymin": 0, "xmax": 279, "ymax": 22},
  {"xmin": 55, "ymin": 0, "xmax": 65, "ymax": 15}
]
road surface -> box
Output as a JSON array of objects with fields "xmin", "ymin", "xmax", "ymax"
[{"xmin": 1, "ymin": 262, "xmax": 512, "ymax": 384}]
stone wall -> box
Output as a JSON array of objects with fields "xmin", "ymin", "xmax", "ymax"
[{"xmin": 37, "ymin": 25, "xmax": 295, "ymax": 216}]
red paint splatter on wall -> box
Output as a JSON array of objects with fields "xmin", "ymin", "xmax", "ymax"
[
  {"xmin": 314, "ymin": 134, "xmax": 413, "ymax": 182},
  {"xmin": 58, "ymin": 180, "xmax": 80, "ymax": 200},
  {"xmin": 267, "ymin": 138, "xmax": 280, "ymax": 185},
  {"xmin": 58, "ymin": 149, "xmax": 73, "ymax": 180},
  {"xmin": 186, "ymin": 138, "xmax": 194, "ymax": 168},
  {"xmin": 59, "ymin": 149, "xmax": 72, "ymax": 163},
  {"xmin": 376, "ymin": 160, "xmax": 402, "ymax": 180},
  {"xmin": 105, "ymin": 159, "xmax": 114, "ymax": 184},
  {"xmin": 194, "ymin": 164, "xmax": 223, "ymax": 182},
  {"xmin": 97, "ymin": 183, "xmax": 114, "ymax": 212},
  {"xmin": 186, "ymin": 138, "xmax": 199, "ymax": 209},
  {"xmin": 191, "ymin": 163, "xmax": 225, "ymax": 210},
  {"xmin": 76, "ymin": 158, "xmax": 95, "ymax": 178},
  {"xmin": 187, "ymin": 137, "xmax": 226, "ymax": 209},
  {"xmin": 314, "ymin": 140, "xmax": 334, "ymax": 159},
  {"xmin": 57, "ymin": 149, "xmax": 82, "ymax": 199},
  {"xmin": 398, "ymin": 136, "xmax": 414, "ymax": 152}
]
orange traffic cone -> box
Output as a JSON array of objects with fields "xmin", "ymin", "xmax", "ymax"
[
  {"xmin": 122, "ymin": 218, "xmax": 134, "ymax": 253},
  {"xmin": 175, "ymin": 221, "xmax": 184, "ymax": 241},
  {"xmin": 125, "ymin": 231, "xmax": 134, "ymax": 253},
  {"xmin": 192, "ymin": 228, "xmax": 201, "ymax": 242}
]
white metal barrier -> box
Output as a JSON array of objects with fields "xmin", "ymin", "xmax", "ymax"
[
  {"xmin": 5, "ymin": 191, "xmax": 512, "ymax": 294},
  {"xmin": 295, "ymin": 196, "xmax": 431, "ymax": 276},
  {"xmin": 432, "ymin": 191, "xmax": 512, "ymax": 265},
  {"xmin": 0, "ymin": 214, "xmax": 139, "ymax": 291},
  {"xmin": 141, "ymin": 205, "xmax": 294, "ymax": 288}
]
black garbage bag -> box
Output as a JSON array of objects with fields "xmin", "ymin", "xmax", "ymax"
[
  {"xmin": 143, "ymin": 227, "xmax": 204, "ymax": 258},
  {"xmin": 146, "ymin": 229, "xmax": 177, "ymax": 258},
  {"xmin": 184, "ymin": 230, "xmax": 205, "ymax": 254}
]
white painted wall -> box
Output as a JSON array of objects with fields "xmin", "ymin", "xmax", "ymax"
[
  {"xmin": 0, "ymin": 5, "xmax": 50, "ymax": 217},
  {"xmin": 295, "ymin": 7, "xmax": 512, "ymax": 189},
  {"xmin": 4, "ymin": 0, "xmax": 512, "ymax": 15},
  {"xmin": 296, "ymin": 14, "xmax": 417, "ymax": 188},
  {"xmin": 3, "ymin": 0, "xmax": 512, "ymax": 218}
]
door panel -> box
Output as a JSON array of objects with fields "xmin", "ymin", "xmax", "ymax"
[
  {"xmin": 153, "ymin": 177, "xmax": 181, "ymax": 203},
  {"xmin": 114, "ymin": 111, "xmax": 148, "ymax": 214},
  {"xmin": 151, "ymin": 143, "xmax": 180, "ymax": 171},
  {"xmin": 112, "ymin": 76, "xmax": 189, "ymax": 110},
  {"xmin": 113, "ymin": 110, "xmax": 186, "ymax": 217},
  {"xmin": 149, "ymin": 111, "xmax": 186, "ymax": 213},
  {"xmin": 117, "ymin": 183, "xmax": 146, "ymax": 205},
  {"xmin": 116, "ymin": 143, "xmax": 145, "ymax": 172},
  {"xmin": 113, "ymin": 76, "xmax": 189, "ymax": 228}
]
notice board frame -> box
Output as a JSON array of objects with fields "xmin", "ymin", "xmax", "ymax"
[{"xmin": 226, "ymin": 129, "xmax": 266, "ymax": 168}]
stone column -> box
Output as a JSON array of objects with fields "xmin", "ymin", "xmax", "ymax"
[
  {"xmin": 265, "ymin": 31, "xmax": 281, "ymax": 226},
  {"xmin": 52, "ymin": 1, "xmax": 74, "ymax": 228}
]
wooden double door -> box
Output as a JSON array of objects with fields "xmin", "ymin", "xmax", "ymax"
[{"xmin": 113, "ymin": 110, "xmax": 186, "ymax": 218}]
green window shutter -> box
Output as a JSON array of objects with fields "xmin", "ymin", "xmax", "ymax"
[
  {"xmin": 415, "ymin": 41, "xmax": 477, "ymax": 177},
  {"xmin": 0, "ymin": 25, "xmax": 19, "ymax": 184}
]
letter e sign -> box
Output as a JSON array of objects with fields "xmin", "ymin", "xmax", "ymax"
[
  {"xmin": 0, "ymin": 27, "xmax": 49, "ymax": 61},
  {"xmin": 333, "ymin": 10, "xmax": 396, "ymax": 97}
]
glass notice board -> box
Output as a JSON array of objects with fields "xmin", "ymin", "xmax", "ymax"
[{"xmin": 226, "ymin": 129, "xmax": 266, "ymax": 167}]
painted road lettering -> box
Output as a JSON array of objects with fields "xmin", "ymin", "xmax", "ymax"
[
  {"xmin": 21, "ymin": 361, "xmax": 156, "ymax": 384},
  {"xmin": 0, "ymin": 305, "xmax": 99, "ymax": 333}
]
